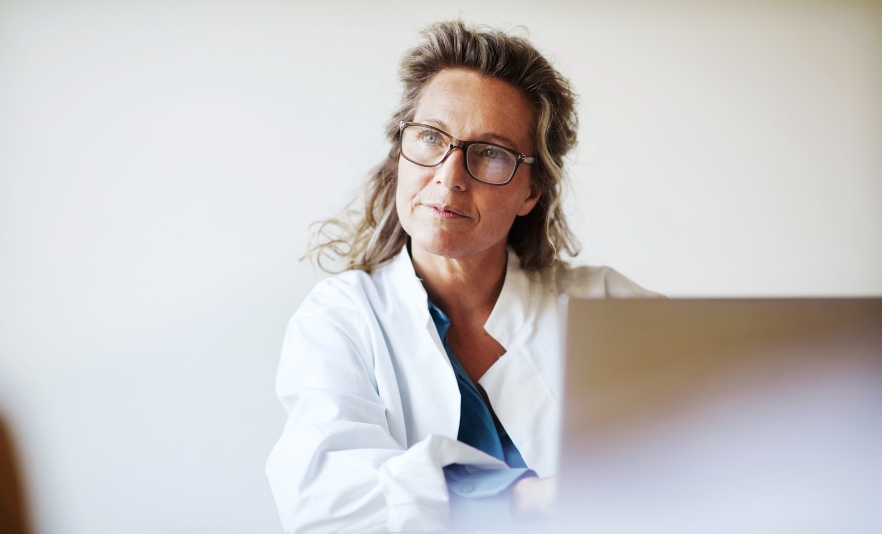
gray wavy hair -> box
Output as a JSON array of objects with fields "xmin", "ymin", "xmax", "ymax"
[{"xmin": 308, "ymin": 20, "xmax": 581, "ymax": 273}]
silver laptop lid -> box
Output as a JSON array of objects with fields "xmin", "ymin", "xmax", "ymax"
[{"xmin": 556, "ymin": 298, "xmax": 882, "ymax": 534}]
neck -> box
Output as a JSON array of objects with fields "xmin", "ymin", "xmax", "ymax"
[{"xmin": 411, "ymin": 243, "xmax": 508, "ymax": 321}]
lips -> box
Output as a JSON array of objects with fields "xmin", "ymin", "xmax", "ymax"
[{"xmin": 421, "ymin": 202, "xmax": 470, "ymax": 219}]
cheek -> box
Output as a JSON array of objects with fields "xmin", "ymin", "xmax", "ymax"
[
  {"xmin": 487, "ymin": 182, "xmax": 530, "ymax": 218},
  {"xmin": 395, "ymin": 177, "xmax": 407, "ymax": 221},
  {"xmin": 396, "ymin": 161, "xmax": 431, "ymax": 205},
  {"xmin": 395, "ymin": 161, "xmax": 416, "ymax": 230},
  {"xmin": 472, "ymin": 194, "xmax": 516, "ymax": 234},
  {"xmin": 477, "ymin": 192, "xmax": 532, "ymax": 237}
]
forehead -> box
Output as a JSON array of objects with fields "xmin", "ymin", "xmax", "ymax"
[{"xmin": 412, "ymin": 69, "xmax": 534, "ymax": 153}]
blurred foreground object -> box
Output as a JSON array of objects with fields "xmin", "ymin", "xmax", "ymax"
[
  {"xmin": 0, "ymin": 416, "xmax": 31, "ymax": 534},
  {"xmin": 557, "ymin": 298, "xmax": 882, "ymax": 534}
]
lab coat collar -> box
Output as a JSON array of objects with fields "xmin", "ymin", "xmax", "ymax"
[
  {"xmin": 484, "ymin": 250, "xmax": 531, "ymax": 350},
  {"xmin": 385, "ymin": 245, "xmax": 432, "ymax": 322}
]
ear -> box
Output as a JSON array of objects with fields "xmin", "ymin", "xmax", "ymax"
[{"xmin": 517, "ymin": 182, "xmax": 542, "ymax": 216}]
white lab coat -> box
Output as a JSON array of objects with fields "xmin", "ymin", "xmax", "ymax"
[{"xmin": 266, "ymin": 247, "xmax": 658, "ymax": 533}]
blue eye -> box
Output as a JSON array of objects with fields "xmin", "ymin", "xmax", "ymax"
[
  {"xmin": 418, "ymin": 129, "xmax": 442, "ymax": 145},
  {"xmin": 480, "ymin": 148, "xmax": 500, "ymax": 159}
]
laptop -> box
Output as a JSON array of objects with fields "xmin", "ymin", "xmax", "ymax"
[{"xmin": 555, "ymin": 298, "xmax": 882, "ymax": 534}]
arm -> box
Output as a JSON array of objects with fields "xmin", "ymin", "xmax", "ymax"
[
  {"xmin": 266, "ymin": 297, "xmax": 507, "ymax": 533},
  {"xmin": 266, "ymin": 313, "xmax": 400, "ymax": 533}
]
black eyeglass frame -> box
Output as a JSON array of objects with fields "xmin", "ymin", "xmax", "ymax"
[{"xmin": 398, "ymin": 121, "xmax": 536, "ymax": 186}]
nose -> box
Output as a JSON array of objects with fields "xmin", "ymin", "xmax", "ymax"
[{"xmin": 434, "ymin": 146, "xmax": 470, "ymax": 191}]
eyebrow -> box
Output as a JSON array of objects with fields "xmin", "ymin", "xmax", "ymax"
[{"xmin": 419, "ymin": 118, "xmax": 526, "ymax": 153}]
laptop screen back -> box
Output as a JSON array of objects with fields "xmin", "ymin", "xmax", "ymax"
[{"xmin": 556, "ymin": 298, "xmax": 882, "ymax": 534}]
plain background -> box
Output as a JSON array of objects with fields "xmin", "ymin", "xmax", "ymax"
[{"xmin": 1, "ymin": 1, "xmax": 880, "ymax": 532}]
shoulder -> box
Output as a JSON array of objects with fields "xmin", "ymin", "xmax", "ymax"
[
  {"xmin": 296, "ymin": 269, "xmax": 376, "ymax": 318},
  {"xmin": 294, "ymin": 250, "xmax": 419, "ymax": 324},
  {"xmin": 277, "ymin": 253, "xmax": 421, "ymax": 395},
  {"xmin": 286, "ymin": 269, "xmax": 379, "ymax": 357},
  {"xmin": 547, "ymin": 262, "xmax": 663, "ymax": 299},
  {"xmin": 278, "ymin": 265, "xmax": 401, "ymax": 391}
]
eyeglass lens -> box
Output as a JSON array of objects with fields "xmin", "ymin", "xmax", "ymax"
[{"xmin": 401, "ymin": 124, "xmax": 518, "ymax": 184}]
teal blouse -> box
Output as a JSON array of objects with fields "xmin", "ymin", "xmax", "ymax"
[{"xmin": 427, "ymin": 301, "xmax": 535, "ymax": 502}]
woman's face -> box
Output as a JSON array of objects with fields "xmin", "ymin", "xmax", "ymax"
[{"xmin": 396, "ymin": 68, "xmax": 541, "ymax": 263}]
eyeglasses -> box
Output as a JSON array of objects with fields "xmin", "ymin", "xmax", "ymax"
[{"xmin": 398, "ymin": 121, "xmax": 535, "ymax": 186}]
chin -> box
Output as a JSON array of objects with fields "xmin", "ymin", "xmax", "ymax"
[{"xmin": 406, "ymin": 229, "xmax": 464, "ymax": 257}]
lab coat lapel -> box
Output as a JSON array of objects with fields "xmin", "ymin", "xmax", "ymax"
[
  {"xmin": 480, "ymin": 251, "xmax": 560, "ymax": 477},
  {"xmin": 382, "ymin": 249, "xmax": 462, "ymax": 445}
]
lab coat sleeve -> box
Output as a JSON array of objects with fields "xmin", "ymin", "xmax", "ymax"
[
  {"xmin": 265, "ymin": 282, "xmax": 506, "ymax": 533},
  {"xmin": 445, "ymin": 465, "xmax": 533, "ymax": 497}
]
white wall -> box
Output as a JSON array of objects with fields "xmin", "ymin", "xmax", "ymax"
[{"xmin": 0, "ymin": 1, "xmax": 879, "ymax": 532}]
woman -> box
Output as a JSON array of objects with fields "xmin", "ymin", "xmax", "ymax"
[{"xmin": 266, "ymin": 20, "xmax": 657, "ymax": 533}]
